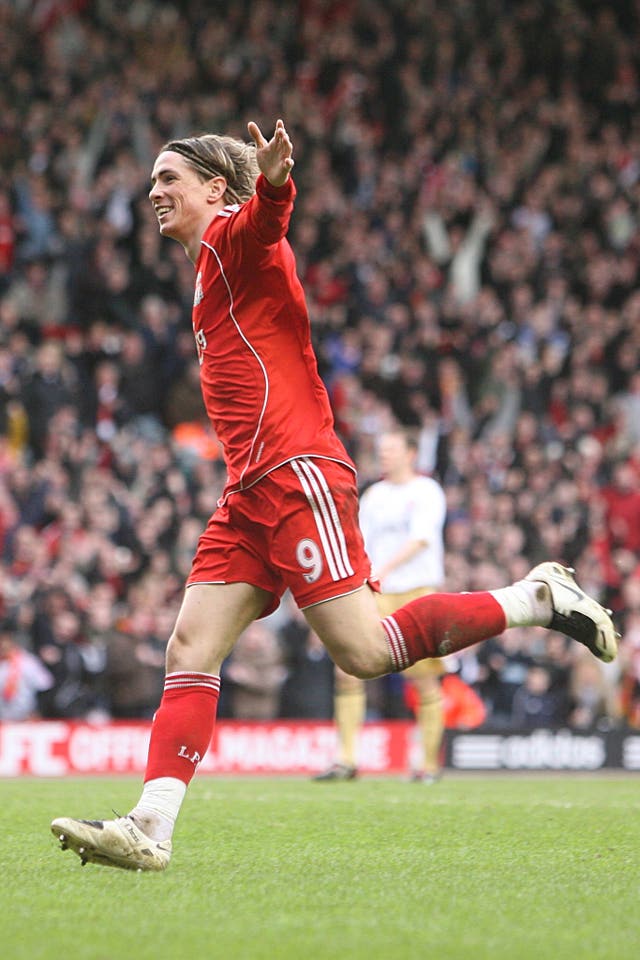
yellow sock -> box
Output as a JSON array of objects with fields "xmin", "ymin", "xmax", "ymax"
[
  {"xmin": 417, "ymin": 691, "xmax": 444, "ymax": 776},
  {"xmin": 334, "ymin": 686, "xmax": 366, "ymax": 768}
]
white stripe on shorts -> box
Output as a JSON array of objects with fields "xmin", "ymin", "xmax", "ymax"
[{"xmin": 291, "ymin": 458, "xmax": 354, "ymax": 582}]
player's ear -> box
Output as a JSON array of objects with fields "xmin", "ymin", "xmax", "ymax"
[{"xmin": 207, "ymin": 176, "xmax": 227, "ymax": 203}]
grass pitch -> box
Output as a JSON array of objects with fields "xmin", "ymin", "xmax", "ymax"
[{"xmin": 1, "ymin": 775, "xmax": 638, "ymax": 960}]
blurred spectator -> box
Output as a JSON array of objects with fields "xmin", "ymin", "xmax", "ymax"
[
  {"xmin": 88, "ymin": 586, "xmax": 165, "ymax": 719},
  {"xmin": 0, "ymin": 190, "xmax": 17, "ymax": 293},
  {"xmin": 278, "ymin": 605, "xmax": 335, "ymax": 719},
  {"xmin": 619, "ymin": 575, "xmax": 640, "ymax": 727},
  {"xmin": 223, "ymin": 622, "xmax": 287, "ymax": 720},
  {"xmin": 35, "ymin": 608, "xmax": 107, "ymax": 720},
  {"xmin": 599, "ymin": 460, "xmax": 640, "ymax": 554},
  {"xmin": 568, "ymin": 649, "xmax": 618, "ymax": 731},
  {"xmin": 476, "ymin": 630, "xmax": 534, "ymax": 727},
  {"xmin": 0, "ymin": 619, "xmax": 54, "ymax": 720},
  {"xmin": 511, "ymin": 664, "xmax": 568, "ymax": 730},
  {"xmin": 22, "ymin": 342, "xmax": 78, "ymax": 460}
]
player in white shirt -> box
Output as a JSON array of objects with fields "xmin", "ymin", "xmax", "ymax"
[{"xmin": 315, "ymin": 427, "xmax": 447, "ymax": 782}]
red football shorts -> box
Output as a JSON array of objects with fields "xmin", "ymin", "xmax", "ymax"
[{"xmin": 187, "ymin": 457, "xmax": 378, "ymax": 616}]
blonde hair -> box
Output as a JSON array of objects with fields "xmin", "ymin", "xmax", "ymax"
[{"xmin": 161, "ymin": 134, "xmax": 260, "ymax": 204}]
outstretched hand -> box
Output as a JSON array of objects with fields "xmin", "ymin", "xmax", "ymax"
[{"xmin": 247, "ymin": 118, "xmax": 294, "ymax": 187}]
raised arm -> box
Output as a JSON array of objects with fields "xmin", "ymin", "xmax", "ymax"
[{"xmin": 247, "ymin": 118, "xmax": 294, "ymax": 187}]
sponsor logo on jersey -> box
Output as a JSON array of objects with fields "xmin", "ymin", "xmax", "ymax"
[
  {"xmin": 193, "ymin": 271, "xmax": 204, "ymax": 306},
  {"xmin": 194, "ymin": 327, "xmax": 207, "ymax": 364}
]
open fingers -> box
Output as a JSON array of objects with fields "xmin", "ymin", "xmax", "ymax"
[
  {"xmin": 249, "ymin": 119, "xmax": 291, "ymax": 152},
  {"xmin": 247, "ymin": 121, "xmax": 267, "ymax": 148}
]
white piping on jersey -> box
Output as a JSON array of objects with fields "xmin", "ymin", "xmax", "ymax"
[
  {"xmin": 201, "ymin": 240, "xmax": 269, "ymax": 488},
  {"xmin": 216, "ymin": 204, "xmax": 241, "ymax": 218},
  {"xmin": 291, "ymin": 457, "xmax": 354, "ymax": 581}
]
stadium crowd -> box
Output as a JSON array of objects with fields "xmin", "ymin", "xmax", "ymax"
[{"xmin": 1, "ymin": 0, "xmax": 640, "ymax": 731}]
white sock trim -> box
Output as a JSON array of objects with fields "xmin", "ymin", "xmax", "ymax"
[
  {"xmin": 135, "ymin": 777, "xmax": 187, "ymax": 827},
  {"xmin": 490, "ymin": 581, "xmax": 551, "ymax": 629},
  {"xmin": 164, "ymin": 673, "xmax": 221, "ymax": 693}
]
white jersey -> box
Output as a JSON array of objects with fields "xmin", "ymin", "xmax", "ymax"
[
  {"xmin": 0, "ymin": 648, "xmax": 54, "ymax": 721},
  {"xmin": 359, "ymin": 475, "xmax": 446, "ymax": 593}
]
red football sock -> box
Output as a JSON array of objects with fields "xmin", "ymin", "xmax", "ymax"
[
  {"xmin": 144, "ymin": 672, "xmax": 220, "ymax": 785},
  {"xmin": 382, "ymin": 592, "xmax": 506, "ymax": 671}
]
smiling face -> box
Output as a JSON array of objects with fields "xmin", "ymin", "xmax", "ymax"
[{"xmin": 149, "ymin": 151, "xmax": 225, "ymax": 261}]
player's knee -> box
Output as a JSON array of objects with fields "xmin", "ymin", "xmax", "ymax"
[
  {"xmin": 415, "ymin": 676, "xmax": 439, "ymax": 697},
  {"xmin": 165, "ymin": 623, "xmax": 202, "ymax": 672},
  {"xmin": 166, "ymin": 620, "xmax": 230, "ymax": 675},
  {"xmin": 333, "ymin": 648, "xmax": 386, "ymax": 680}
]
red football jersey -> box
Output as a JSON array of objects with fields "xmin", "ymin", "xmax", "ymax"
[{"xmin": 192, "ymin": 174, "xmax": 353, "ymax": 504}]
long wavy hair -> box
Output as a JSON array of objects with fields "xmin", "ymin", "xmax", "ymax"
[{"xmin": 160, "ymin": 134, "xmax": 260, "ymax": 204}]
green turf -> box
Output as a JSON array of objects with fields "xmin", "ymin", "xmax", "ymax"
[{"xmin": 1, "ymin": 775, "xmax": 638, "ymax": 960}]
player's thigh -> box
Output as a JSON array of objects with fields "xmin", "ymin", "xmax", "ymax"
[
  {"xmin": 168, "ymin": 581, "xmax": 271, "ymax": 674},
  {"xmin": 303, "ymin": 585, "xmax": 388, "ymax": 679}
]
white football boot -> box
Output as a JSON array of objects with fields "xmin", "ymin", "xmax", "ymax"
[
  {"xmin": 525, "ymin": 562, "xmax": 618, "ymax": 663},
  {"xmin": 51, "ymin": 815, "xmax": 171, "ymax": 872}
]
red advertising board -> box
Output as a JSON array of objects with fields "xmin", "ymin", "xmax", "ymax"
[
  {"xmin": 0, "ymin": 720, "xmax": 416, "ymax": 777},
  {"xmin": 2, "ymin": 722, "xmax": 638, "ymax": 775}
]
